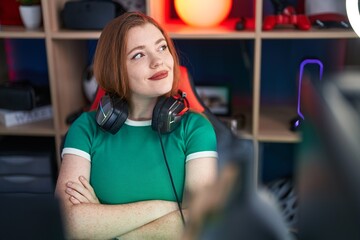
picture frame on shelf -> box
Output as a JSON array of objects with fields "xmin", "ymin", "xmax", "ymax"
[{"xmin": 195, "ymin": 85, "xmax": 231, "ymax": 116}]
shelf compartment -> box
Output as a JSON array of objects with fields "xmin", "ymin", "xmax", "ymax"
[
  {"xmin": 258, "ymin": 105, "xmax": 300, "ymax": 143},
  {"xmin": 51, "ymin": 40, "xmax": 88, "ymax": 133},
  {"xmin": 148, "ymin": 0, "xmax": 256, "ymax": 39},
  {"xmin": 49, "ymin": 0, "xmax": 256, "ymax": 39}
]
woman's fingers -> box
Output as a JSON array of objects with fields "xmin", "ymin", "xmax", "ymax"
[
  {"xmin": 65, "ymin": 177, "xmax": 100, "ymax": 204},
  {"xmin": 79, "ymin": 176, "xmax": 96, "ymax": 196},
  {"xmin": 69, "ymin": 196, "xmax": 81, "ymax": 205},
  {"xmin": 65, "ymin": 187, "xmax": 88, "ymax": 203},
  {"xmin": 78, "ymin": 176, "xmax": 100, "ymax": 203},
  {"xmin": 66, "ymin": 181, "xmax": 92, "ymax": 203}
]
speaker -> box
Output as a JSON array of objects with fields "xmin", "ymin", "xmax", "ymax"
[
  {"xmin": 0, "ymin": 82, "xmax": 51, "ymax": 111},
  {"xmin": 95, "ymin": 92, "xmax": 189, "ymax": 134},
  {"xmin": 62, "ymin": 0, "xmax": 126, "ymax": 30}
]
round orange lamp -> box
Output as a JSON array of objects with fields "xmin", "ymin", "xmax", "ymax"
[{"xmin": 174, "ymin": 0, "xmax": 232, "ymax": 28}]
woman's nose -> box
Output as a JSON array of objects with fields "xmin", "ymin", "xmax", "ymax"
[{"xmin": 150, "ymin": 55, "xmax": 163, "ymax": 68}]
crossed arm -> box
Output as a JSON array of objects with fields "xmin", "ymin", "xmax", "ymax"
[{"xmin": 55, "ymin": 154, "xmax": 217, "ymax": 239}]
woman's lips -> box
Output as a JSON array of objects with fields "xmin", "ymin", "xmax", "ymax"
[{"xmin": 149, "ymin": 71, "xmax": 168, "ymax": 80}]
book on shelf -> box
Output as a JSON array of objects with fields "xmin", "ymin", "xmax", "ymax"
[{"xmin": 0, "ymin": 105, "xmax": 53, "ymax": 127}]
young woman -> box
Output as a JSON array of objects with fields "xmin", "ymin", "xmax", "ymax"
[{"xmin": 55, "ymin": 12, "xmax": 218, "ymax": 240}]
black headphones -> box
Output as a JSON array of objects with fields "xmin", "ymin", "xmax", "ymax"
[{"xmin": 95, "ymin": 91, "xmax": 189, "ymax": 134}]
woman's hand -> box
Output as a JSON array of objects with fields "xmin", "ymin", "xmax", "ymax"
[{"xmin": 65, "ymin": 176, "xmax": 100, "ymax": 205}]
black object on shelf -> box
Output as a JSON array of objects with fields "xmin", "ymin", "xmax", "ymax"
[
  {"xmin": 0, "ymin": 136, "xmax": 56, "ymax": 194},
  {"xmin": 0, "ymin": 81, "xmax": 51, "ymax": 111},
  {"xmin": 62, "ymin": 0, "xmax": 126, "ymax": 30}
]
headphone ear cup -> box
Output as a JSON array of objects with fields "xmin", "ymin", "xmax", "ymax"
[
  {"xmin": 96, "ymin": 95, "xmax": 128, "ymax": 134},
  {"xmin": 152, "ymin": 95, "xmax": 188, "ymax": 134},
  {"xmin": 152, "ymin": 96, "xmax": 166, "ymax": 132}
]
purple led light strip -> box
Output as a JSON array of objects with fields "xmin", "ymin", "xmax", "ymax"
[{"xmin": 297, "ymin": 59, "xmax": 323, "ymax": 120}]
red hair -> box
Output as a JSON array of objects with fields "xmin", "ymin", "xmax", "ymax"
[{"xmin": 93, "ymin": 12, "xmax": 180, "ymax": 100}]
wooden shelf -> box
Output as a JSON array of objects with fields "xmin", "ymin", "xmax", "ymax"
[
  {"xmin": 0, "ymin": 119, "xmax": 55, "ymax": 136},
  {"xmin": 0, "ymin": 26, "xmax": 45, "ymax": 39},
  {"xmin": 51, "ymin": 30, "xmax": 101, "ymax": 40},
  {"xmin": 261, "ymin": 28, "xmax": 357, "ymax": 39},
  {"xmin": 162, "ymin": 19, "xmax": 256, "ymax": 39},
  {"xmin": 258, "ymin": 105, "xmax": 301, "ymax": 143},
  {"xmin": 169, "ymin": 30, "xmax": 255, "ymax": 40}
]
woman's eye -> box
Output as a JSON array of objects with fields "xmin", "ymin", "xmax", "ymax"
[
  {"xmin": 159, "ymin": 45, "xmax": 168, "ymax": 51},
  {"xmin": 132, "ymin": 53, "xmax": 144, "ymax": 60}
]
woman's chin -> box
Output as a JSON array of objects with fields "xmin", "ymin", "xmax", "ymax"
[{"xmin": 154, "ymin": 85, "xmax": 173, "ymax": 96}]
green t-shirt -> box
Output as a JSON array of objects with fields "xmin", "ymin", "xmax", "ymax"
[{"xmin": 62, "ymin": 111, "xmax": 217, "ymax": 204}]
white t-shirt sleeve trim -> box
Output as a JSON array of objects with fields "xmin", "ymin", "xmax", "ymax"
[
  {"xmin": 186, "ymin": 151, "xmax": 218, "ymax": 162},
  {"xmin": 61, "ymin": 147, "xmax": 91, "ymax": 162}
]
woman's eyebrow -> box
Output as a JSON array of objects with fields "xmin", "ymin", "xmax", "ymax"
[
  {"xmin": 155, "ymin": 38, "xmax": 166, "ymax": 45},
  {"xmin": 127, "ymin": 38, "xmax": 166, "ymax": 56},
  {"xmin": 127, "ymin": 45, "xmax": 144, "ymax": 56}
]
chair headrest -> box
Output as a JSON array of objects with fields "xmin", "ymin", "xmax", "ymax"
[{"xmin": 178, "ymin": 66, "xmax": 205, "ymax": 113}]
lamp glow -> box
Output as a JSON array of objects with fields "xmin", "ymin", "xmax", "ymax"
[
  {"xmin": 297, "ymin": 59, "xmax": 323, "ymax": 121},
  {"xmin": 346, "ymin": 0, "xmax": 360, "ymax": 37},
  {"xmin": 174, "ymin": 0, "xmax": 232, "ymax": 28}
]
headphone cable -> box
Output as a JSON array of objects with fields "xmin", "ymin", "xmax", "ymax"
[{"xmin": 157, "ymin": 129, "xmax": 186, "ymax": 226}]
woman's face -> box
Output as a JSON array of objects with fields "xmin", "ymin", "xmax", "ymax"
[{"xmin": 126, "ymin": 23, "xmax": 174, "ymax": 100}]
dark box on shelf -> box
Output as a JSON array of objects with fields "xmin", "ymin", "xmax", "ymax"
[
  {"xmin": 62, "ymin": 0, "xmax": 126, "ymax": 30},
  {"xmin": 0, "ymin": 136, "xmax": 56, "ymax": 194},
  {"xmin": 0, "ymin": 82, "xmax": 51, "ymax": 111}
]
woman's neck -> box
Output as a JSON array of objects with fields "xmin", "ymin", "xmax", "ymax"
[{"xmin": 128, "ymin": 96, "xmax": 158, "ymax": 120}]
